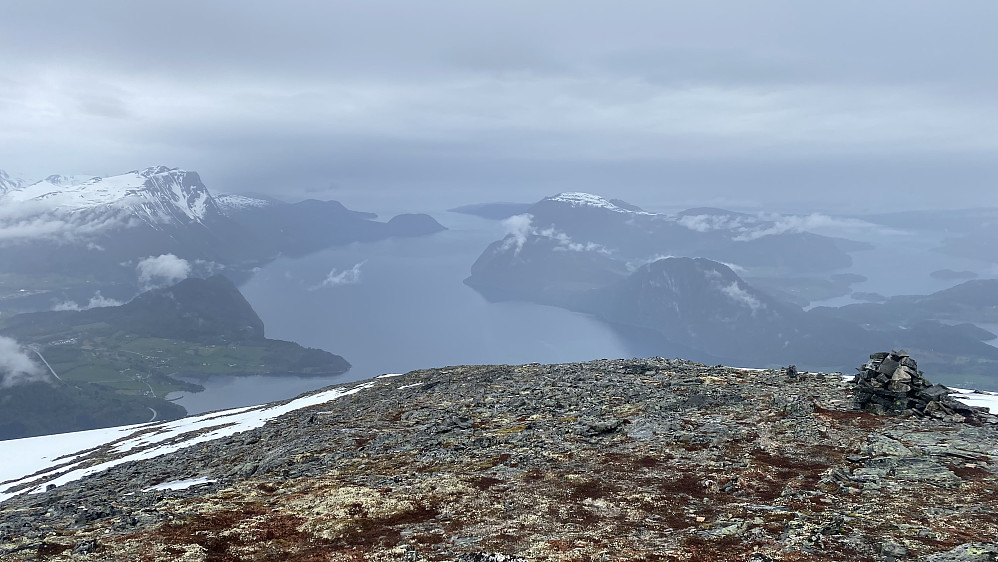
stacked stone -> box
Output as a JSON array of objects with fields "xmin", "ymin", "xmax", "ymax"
[{"xmin": 853, "ymin": 350, "xmax": 986, "ymax": 422}]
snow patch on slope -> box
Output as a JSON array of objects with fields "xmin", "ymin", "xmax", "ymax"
[
  {"xmin": 546, "ymin": 192, "xmax": 652, "ymax": 214},
  {"xmin": 215, "ymin": 193, "xmax": 272, "ymax": 212},
  {"xmin": 0, "ymin": 380, "xmax": 376, "ymax": 503},
  {"xmin": 0, "ymin": 170, "xmax": 24, "ymax": 195}
]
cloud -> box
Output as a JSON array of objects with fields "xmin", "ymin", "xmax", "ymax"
[
  {"xmin": 500, "ymin": 214, "xmax": 534, "ymax": 254},
  {"xmin": 52, "ymin": 291, "xmax": 124, "ymax": 311},
  {"xmin": 5, "ymin": 3, "xmax": 998, "ymax": 212},
  {"xmin": 136, "ymin": 254, "xmax": 191, "ymax": 288},
  {"xmin": 719, "ymin": 282, "xmax": 765, "ymax": 312},
  {"xmin": 0, "ymin": 203, "xmax": 135, "ymax": 246},
  {"xmin": 731, "ymin": 213, "xmax": 894, "ymax": 241},
  {"xmin": 311, "ymin": 261, "xmax": 365, "ymax": 290},
  {"xmin": 499, "ymin": 213, "xmax": 609, "ymax": 255},
  {"xmin": 676, "ymin": 211, "xmax": 897, "ymax": 242},
  {"xmin": 677, "ymin": 214, "xmax": 744, "ymax": 233},
  {"xmin": 0, "ymin": 336, "xmax": 47, "ymax": 387}
]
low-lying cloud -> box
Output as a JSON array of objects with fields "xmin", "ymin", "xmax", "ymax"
[
  {"xmin": 137, "ymin": 254, "xmax": 191, "ymax": 288},
  {"xmin": 0, "ymin": 203, "xmax": 134, "ymax": 246},
  {"xmin": 500, "ymin": 214, "xmax": 534, "ymax": 254},
  {"xmin": 0, "ymin": 336, "xmax": 47, "ymax": 387},
  {"xmin": 311, "ymin": 261, "xmax": 366, "ymax": 290},
  {"xmin": 719, "ymin": 282, "xmax": 765, "ymax": 312},
  {"xmin": 500, "ymin": 213, "xmax": 610, "ymax": 255},
  {"xmin": 677, "ymin": 211, "xmax": 893, "ymax": 242},
  {"xmin": 53, "ymin": 291, "xmax": 125, "ymax": 311}
]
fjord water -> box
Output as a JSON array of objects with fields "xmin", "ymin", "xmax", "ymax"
[
  {"xmin": 170, "ymin": 214, "xmax": 642, "ymax": 414},
  {"xmin": 169, "ymin": 210, "xmax": 997, "ymax": 414}
]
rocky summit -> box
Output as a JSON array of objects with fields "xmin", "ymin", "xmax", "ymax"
[{"xmin": 2, "ymin": 358, "xmax": 998, "ymax": 561}]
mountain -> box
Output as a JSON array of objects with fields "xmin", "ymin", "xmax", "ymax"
[
  {"xmin": 0, "ymin": 275, "xmax": 350, "ymax": 440},
  {"xmin": 1, "ymin": 359, "xmax": 996, "ymax": 560},
  {"xmin": 464, "ymin": 193, "xmax": 998, "ymax": 384},
  {"xmin": 0, "ymin": 167, "xmax": 256, "ymax": 294},
  {"xmin": 465, "ymin": 193, "xmax": 868, "ymax": 306},
  {"xmin": 810, "ymin": 279, "xmax": 998, "ymax": 328},
  {"xmin": 0, "ymin": 169, "xmax": 22, "ymax": 194},
  {"xmin": 0, "ymin": 166, "xmax": 446, "ymax": 313},
  {"xmin": 216, "ymin": 195, "xmax": 445, "ymax": 258},
  {"xmin": 586, "ymin": 257, "xmax": 809, "ymax": 363}
]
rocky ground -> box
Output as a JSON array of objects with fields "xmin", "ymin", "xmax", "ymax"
[{"xmin": 1, "ymin": 358, "xmax": 997, "ymax": 561}]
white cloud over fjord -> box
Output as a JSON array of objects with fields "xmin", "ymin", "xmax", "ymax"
[{"xmin": 311, "ymin": 261, "xmax": 366, "ymax": 290}]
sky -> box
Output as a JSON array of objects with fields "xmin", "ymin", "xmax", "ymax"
[{"xmin": 2, "ymin": 1, "xmax": 998, "ymax": 214}]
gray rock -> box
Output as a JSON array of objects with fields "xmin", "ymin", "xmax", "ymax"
[{"xmin": 925, "ymin": 543, "xmax": 998, "ymax": 562}]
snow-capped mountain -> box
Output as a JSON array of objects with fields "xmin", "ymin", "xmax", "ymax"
[
  {"xmin": 2, "ymin": 166, "xmax": 222, "ymax": 228},
  {"xmin": 0, "ymin": 169, "xmax": 23, "ymax": 195},
  {"xmin": 542, "ymin": 192, "xmax": 654, "ymax": 214},
  {"xmin": 0, "ymin": 165, "xmax": 445, "ymax": 313}
]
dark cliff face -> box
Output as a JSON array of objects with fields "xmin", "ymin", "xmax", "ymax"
[{"xmin": 1, "ymin": 358, "xmax": 996, "ymax": 560}]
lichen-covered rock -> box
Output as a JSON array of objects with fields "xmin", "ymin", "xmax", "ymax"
[{"xmin": 926, "ymin": 543, "xmax": 998, "ymax": 561}]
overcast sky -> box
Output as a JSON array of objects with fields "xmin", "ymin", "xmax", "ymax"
[{"xmin": 3, "ymin": 1, "xmax": 997, "ymax": 213}]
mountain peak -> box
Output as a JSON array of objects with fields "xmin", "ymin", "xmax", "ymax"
[
  {"xmin": 545, "ymin": 192, "xmax": 627, "ymax": 212},
  {"xmin": 2, "ymin": 166, "xmax": 218, "ymax": 225},
  {"xmin": 112, "ymin": 275, "xmax": 265, "ymax": 342},
  {"xmin": 543, "ymin": 192, "xmax": 652, "ymax": 215},
  {"xmin": 0, "ymin": 169, "xmax": 23, "ymax": 194}
]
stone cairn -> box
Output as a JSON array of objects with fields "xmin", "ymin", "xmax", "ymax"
[{"xmin": 853, "ymin": 350, "xmax": 990, "ymax": 423}]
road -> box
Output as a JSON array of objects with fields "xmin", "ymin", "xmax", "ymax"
[{"xmin": 32, "ymin": 350, "xmax": 64, "ymax": 382}]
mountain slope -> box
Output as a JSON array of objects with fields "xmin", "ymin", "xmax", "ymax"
[
  {"xmin": 1, "ymin": 359, "xmax": 996, "ymax": 560},
  {"xmin": 0, "ymin": 275, "xmax": 350, "ymax": 440},
  {"xmin": 0, "ymin": 169, "xmax": 22, "ymax": 194}
]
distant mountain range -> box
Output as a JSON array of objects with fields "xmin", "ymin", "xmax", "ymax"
[
  {"xmin": 0, "ymin": 275, "xmax": 350, "ymax": 440},
  {"xmin": 464, "ymin": 193, "xmax": 998, "ymax": 386},
  {"xmin": 466, "ymin": 192, "xmax": 870, "ymax": 304},
  {"xmin": 0, "ymin": 166, "xmax": 445, "ymax": 312}
]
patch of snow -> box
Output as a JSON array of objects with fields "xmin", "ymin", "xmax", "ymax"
[
  {"xmin": 143, "ymin": 477, "xmax": 216, "ymax": 492},
  {"xmin": 0, "ymin": 169, "xmax": 26, "ymax": 194},
  {"xmin": 949, "ymin": 388, "xmax": 998, "ymax": 414},
  {"xmin": 546, "ymin": 192, "xmax": 652, "ymax": 215},
  {"xmin": 377, "ymin": 373, "xmax": 404, "ymax": 379},
  {"xmin": 397, "ymin": 382, "xmax": 423, "ymax": 390},
  {"xmin": 0, "ymin": 381, "xmax": 375, "ymax": 503},
  {"xmin": 215, "ymin": 193, "xmax": 271, "ymax": 212}
]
